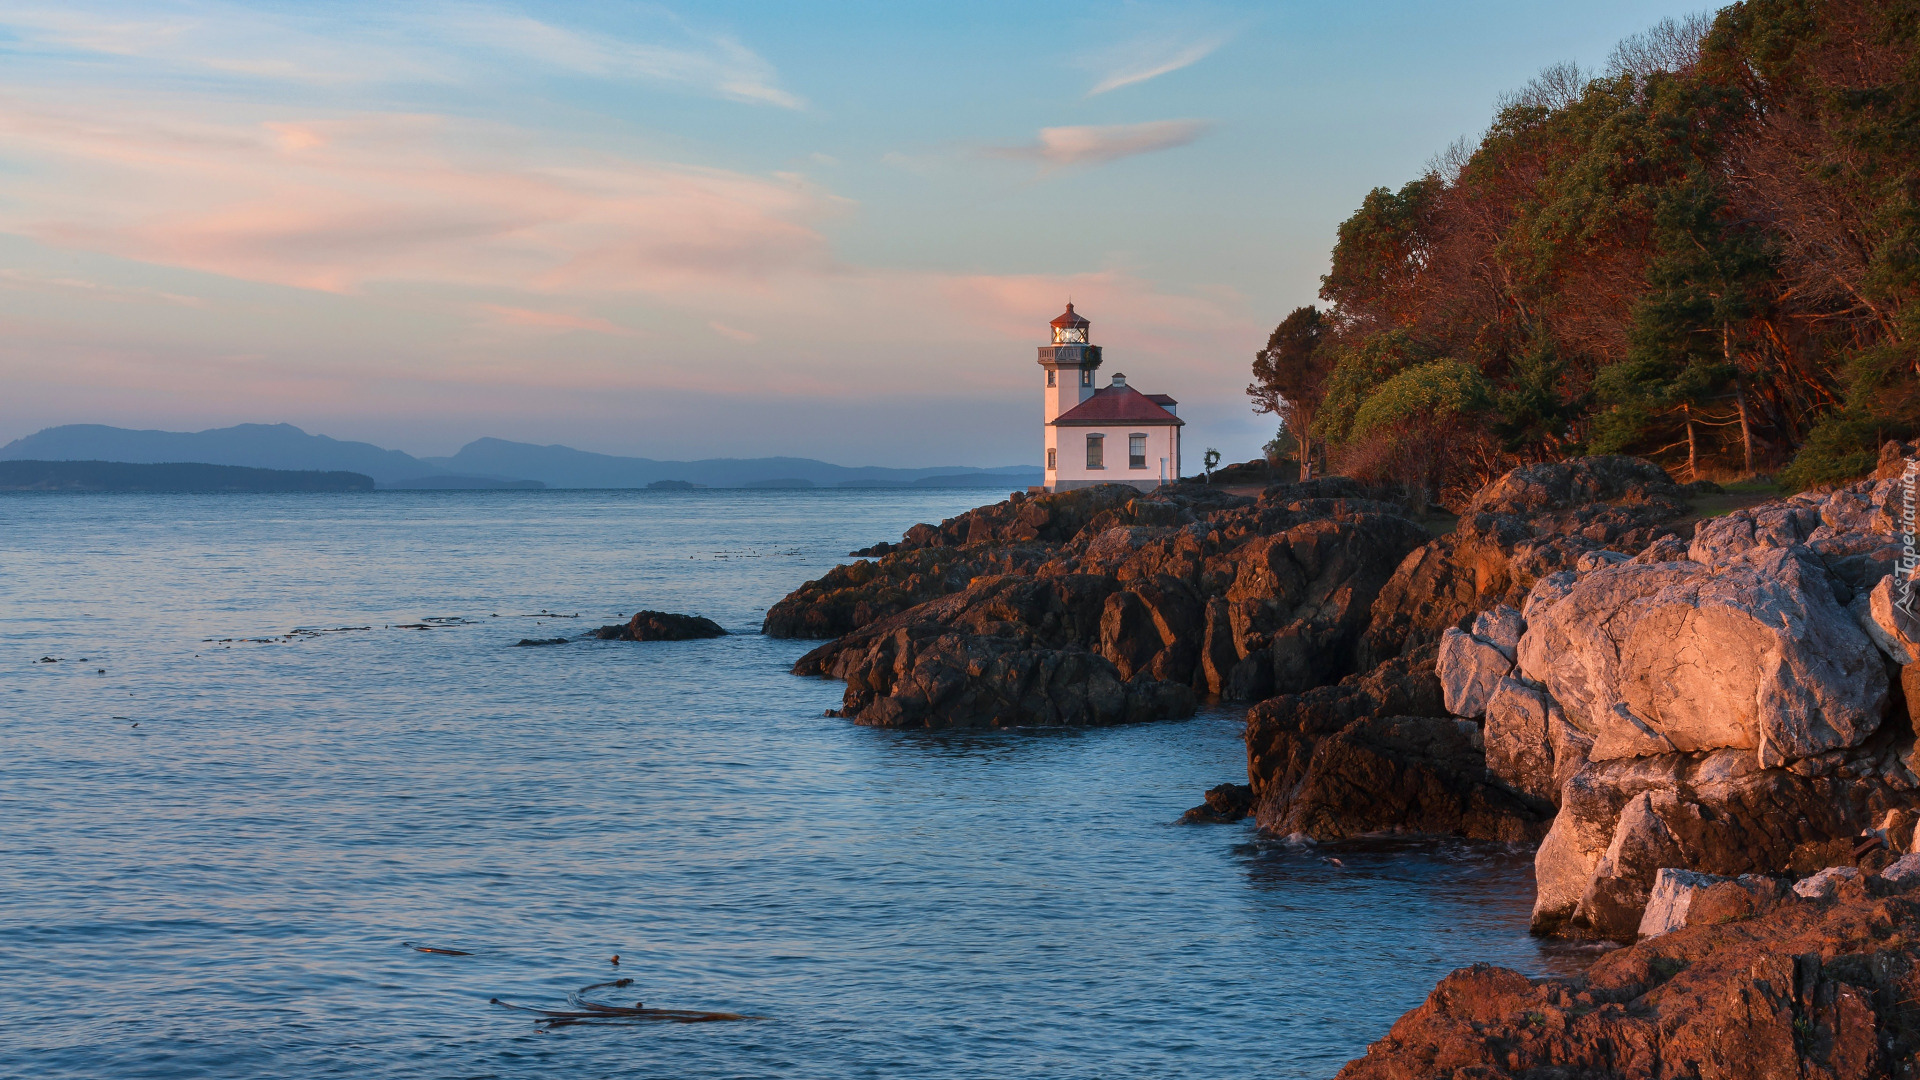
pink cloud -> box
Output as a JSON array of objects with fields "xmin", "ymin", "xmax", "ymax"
[
  {"xmin": 0, "ymin": 98, "xmax": 836, "ymax": 296},
  {"xmin": 708, "ymin": 320, "xmax": 759, "ymax": 343},
  {"xmin": 476, "ymin": 304, "xmax": 641, "ymax": 338}
]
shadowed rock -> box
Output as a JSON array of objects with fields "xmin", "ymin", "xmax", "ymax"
[{"xmin": 593, "ymin": 611, "xmax": 727, "ymax": 641}]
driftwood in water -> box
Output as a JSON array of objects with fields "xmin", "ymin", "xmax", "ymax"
[{"xmin": 491, "ymin": 978, "xmax": 761, "ymax": 1027}]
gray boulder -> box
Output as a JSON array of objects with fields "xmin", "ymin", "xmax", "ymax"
[
  {"xmin": 1857, "ymin": 573, "xmax": 1920, "ymax": 664},
  {"xmin": 1516, "ymin": 547, "xmax": 1887, "ymax": 766},
  {"xmin": 1882, "ymin": 853, "xmax": 1920, "ymax": 885},
  {"xmin": 1636, "ymin": 868, "xmax": 1728, "ymax": 939},
  {"xmin": 1471, "ymin": 604, "xmax": 1525, "ymax": 660},
  {"xmin": 1792, "ymin": 865, "xmax": 1863, "ymax": 900},
  {"xmin": 1437, "ymin": 627, "xmax": 1512, "ymax": 719},
  {"xmin": 1483, "ymin": 677, "xmax": 1588, "ymax": 806},
  {"xmin": 1636, "ymin": 868, "xmax": 1787, "ymax": 939}
]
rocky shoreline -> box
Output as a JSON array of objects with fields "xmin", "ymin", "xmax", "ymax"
[{"xmin": 768, "ymin": 442, "xmax": 1920, "ymax": 1074}]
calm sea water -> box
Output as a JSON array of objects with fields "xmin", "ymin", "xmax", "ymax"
[{"xmin": 0, "ymin": 490, "xmax": 1591, "ymax": 1079}]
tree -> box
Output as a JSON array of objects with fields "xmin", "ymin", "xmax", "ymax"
[
  {"xmin": 1248, "ymin": 306, "xmax": 1332, "ymax": 478},
  {"xmin": 1203, "ymin": 447, "xmax": 1222, "ymax": 482}
]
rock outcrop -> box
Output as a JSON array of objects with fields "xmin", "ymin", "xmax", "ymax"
[
  {"xmin": 1516, "ymin": 548, "xmax": 1888, "ymax": 766},
  {"xmin": 1241, "ymin": 648, "xmax": 1552, "ymax": 843},
  {"xmin": 1358, "ymin": 456, "xmax": 1696, "ymax": 667},
  {"xmin": 593, "ymin": 611, "xmax": 728, "ymax": 641},
  {"xmin": 779, "ymin": 479, "xmax": 1437, "ymax": 725},
  {"xmin": 1337, "ymin": 875, "xmax": 1920, "ymax": 1080}
]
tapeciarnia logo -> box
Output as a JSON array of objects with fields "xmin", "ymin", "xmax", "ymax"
[{"xmin": 1898, "ymin": 461, "xmax": 1918, "ymax": 640}]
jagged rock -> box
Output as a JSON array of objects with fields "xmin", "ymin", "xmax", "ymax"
[
  {"xmin": 1882, "ymin": 852, "xmax": 1920, "ymax": 884},
  {"xmin": 1358, "ymin": 457, "xmax": 1691, "ymax": 666},
  {"xmin": 1336, "ymin": 889, "xmax": 1920, "ymax": 1079},
  {"xmin": 1858, "ymin": 573, "xmax": 1920, "ymax": 664},
  {"xmin": 1436, "ymin": 627, "xmax": 1511, "ymax": 719},
  {"xmin": 1874, "ymin": 438, "xmax": 1918, "ymax": 480},
  {"xmin": 1516, "ymin": 548, "xmax": 1887, "ymax": 765},
  {"xmin": 1531, "ymin": 729, "xmax": 1920, "ymax": 939},
  {"xmin": 1483, "ymin": 677, "xmax": 1586, "ymax": 806},
  {"xmin": 1466, "ymin": 455, "xmax": 1684, "ymax": 518},
  {"xmin": 1635, "ymin": 864, "xmax": 1781, "ymax": 933},
  {"xmin": 1636, "ymin": 868, "xmax": 1787, "ymax": 939},
  {"xmin": 593, "ymin": 611, "xmax": 727, "ymax": 641},
  {"xmin": 1179, "ymin": 782, "xmax": 1253, "ymax": 824},
  {"xmin": 1261, "ymin": 714, "xmax": 1549, "ymax": 844},
  {"xmin": 793, "ymin": 574, "xmax": 1195, "ymax": 728},
  {"xmin": 1246, "ymin": 650, "xmax": 1447, "ymax": 830},
  {"xmin": 1469, "ymin": 604, "xmax": 1524, "ymax": 660},
  {"xmin": 1793, "ymin": 865, "xmax": 1865, "ymax": 900},
  {"xmin": 1631, "ymin": 533, "xmax": 1691, "ymax": 563}
]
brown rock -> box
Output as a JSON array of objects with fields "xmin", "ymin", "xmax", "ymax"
[
  {"xmin": 1268, "ymin": 714, "xmax": 1550, "ymax": 844},
  {"xmin": 593, "ymin": 610, "xmax": 727, "ymax": 641},
  {"xmin": 1337, "ymin": 889, "xmax": 1920, "ymax": 1080}
]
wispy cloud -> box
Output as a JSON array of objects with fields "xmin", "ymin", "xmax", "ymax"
[
  {"xmin": 1086, "ymin": 32, "xmax": 1230, "ymax": 96},
  {"xmin": 477, "ymin": 304, "xmax": 640, "ymax": 337},
  {"xmin": 0, "ymin": 268, "xmax": 207, "ymax": 307},
  {"xmin": 0, "ymin": 2, "xmax": 803, "ymax": 107},
  {"xmin": 0, "ymin": 95, "xmax": 833, "ymax": 295},
  {"xmin": 987, "ymin": 120, "xmax": 1213, "ymax": 171},
  {"xmin": 707, "ymin": 320, "xmax": 758, "ymax": 343}
]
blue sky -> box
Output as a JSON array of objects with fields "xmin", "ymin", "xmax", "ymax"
[{"xmin": 0, "ymin": 0, "xmax": 1709, "ymax": 466}]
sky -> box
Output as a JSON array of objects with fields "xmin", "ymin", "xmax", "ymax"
[{"xmin": 0, "ymin": 0, "xmax": 1712, "ymax": 467}]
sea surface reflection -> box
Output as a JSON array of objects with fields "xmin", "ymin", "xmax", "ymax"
[{"xmin": 0, "ymin": 490, "xmax": 1586, "ymax": 1079}]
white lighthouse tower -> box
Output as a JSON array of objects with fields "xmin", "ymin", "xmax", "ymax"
[{"xmin": 1037, "ymin": 304, "xmax": 1183, "ymax": 492}]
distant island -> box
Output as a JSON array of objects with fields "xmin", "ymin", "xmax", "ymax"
[
  {"xmin": 0, "ymin": 423, "xmax": 1043, "ymax": 490},
  {"xmin": 0, "ymin": 460, "xmax": 375, "ymax": 493}
]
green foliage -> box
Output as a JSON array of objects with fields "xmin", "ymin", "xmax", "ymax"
[
  {"xmin": 1311, "ymin": 330, "xmax": 1435, "ymax": 444},
  {"xmin": 1261, "ymin": 429, "xmax": 1296, "ymax": 464},
  {"xmin": 1348, "ymin": 359, "xmax": 1492, "ymax": 441},
  {"xmin": 1489, "ymin": 337, "xmax": 1586, "ymax": 453},
  {"xmin": 1781, "ymin": 343, "xmax": 1920, "ymax": 489}
]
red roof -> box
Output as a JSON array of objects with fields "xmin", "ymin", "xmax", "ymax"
[
  {"xmin": 1146, "ymin": 393, "xmax": 1177, "ymax": 407},
  {"xmin": 1050, "ymin": 385, "xmax": 1184, "ymax": 426},
  {"xmin": 1050, "ymin": 303, "xmax": 1090, "ymax": 329}
]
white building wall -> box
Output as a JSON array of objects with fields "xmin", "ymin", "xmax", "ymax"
[{"xmin": 1047, "ymin": 423, "xmax": 1180, "ymax": 492}]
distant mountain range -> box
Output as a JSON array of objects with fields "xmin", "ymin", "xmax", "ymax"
[{"xmin": 0, "ymin": 424, "xmax": 1041, "ymax": 490}]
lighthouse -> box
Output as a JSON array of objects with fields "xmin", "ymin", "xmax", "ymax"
[{"xmin": 1037, "ymin": 304, "xmax": 1183, "ymax": 492}]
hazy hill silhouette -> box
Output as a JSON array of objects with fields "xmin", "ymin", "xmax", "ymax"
[{"xmin": 2, "ymin": 425, "xmax": 1039, "ymax": 489}]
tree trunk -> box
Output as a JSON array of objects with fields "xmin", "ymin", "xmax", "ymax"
[
  {"xmin": 1736, "ymin": 381, "xmax": 1754, "ymax": 474},
  {"xmin": 1684, "ymin": 402, "xmax": 1698, "ymax": 481},
  {"xmin": 1725, "ymin": 323, "xmax": 1753, "ymax": 475}
]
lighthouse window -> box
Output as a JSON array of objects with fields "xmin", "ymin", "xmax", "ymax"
[
  {"xmin": 1081, "ymin": 369, "xmax": 1092, "ymax": 387},
  {"xmin": 1129, "ymin": 434, "xmax": 1147, "ymax": 469},
  {"xmin": 1046, "ymin": 448, "xmax": 1056, "ymax": 470},
  {"xmin": 1047, "ymin": 369, "xmax": 1056, "ymax": 387},
  {"xmin": 1085, "ymin": 434, "xmax": 1104, "ymax": 469}
]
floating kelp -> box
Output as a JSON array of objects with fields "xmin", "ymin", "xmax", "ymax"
[{"xmin": 491, "ymin": 978, "xmax": 760, "ymax": 1027}]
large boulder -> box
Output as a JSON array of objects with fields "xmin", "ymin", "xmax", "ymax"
[
  {"xmin": 1436, "ymin": 626, "xmax": 1513, "ymax": 719},
  {"xmin": 1483, "ymin": 676, "xmax": 1589, "ymax": 806},
  {"xmin": 1635, "ymin": 868, "xmax": 1786, "ymax": 940},
  {"xmin": 1516, "ymin": 547, "xmax": 1888, "ymax": 766}
]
